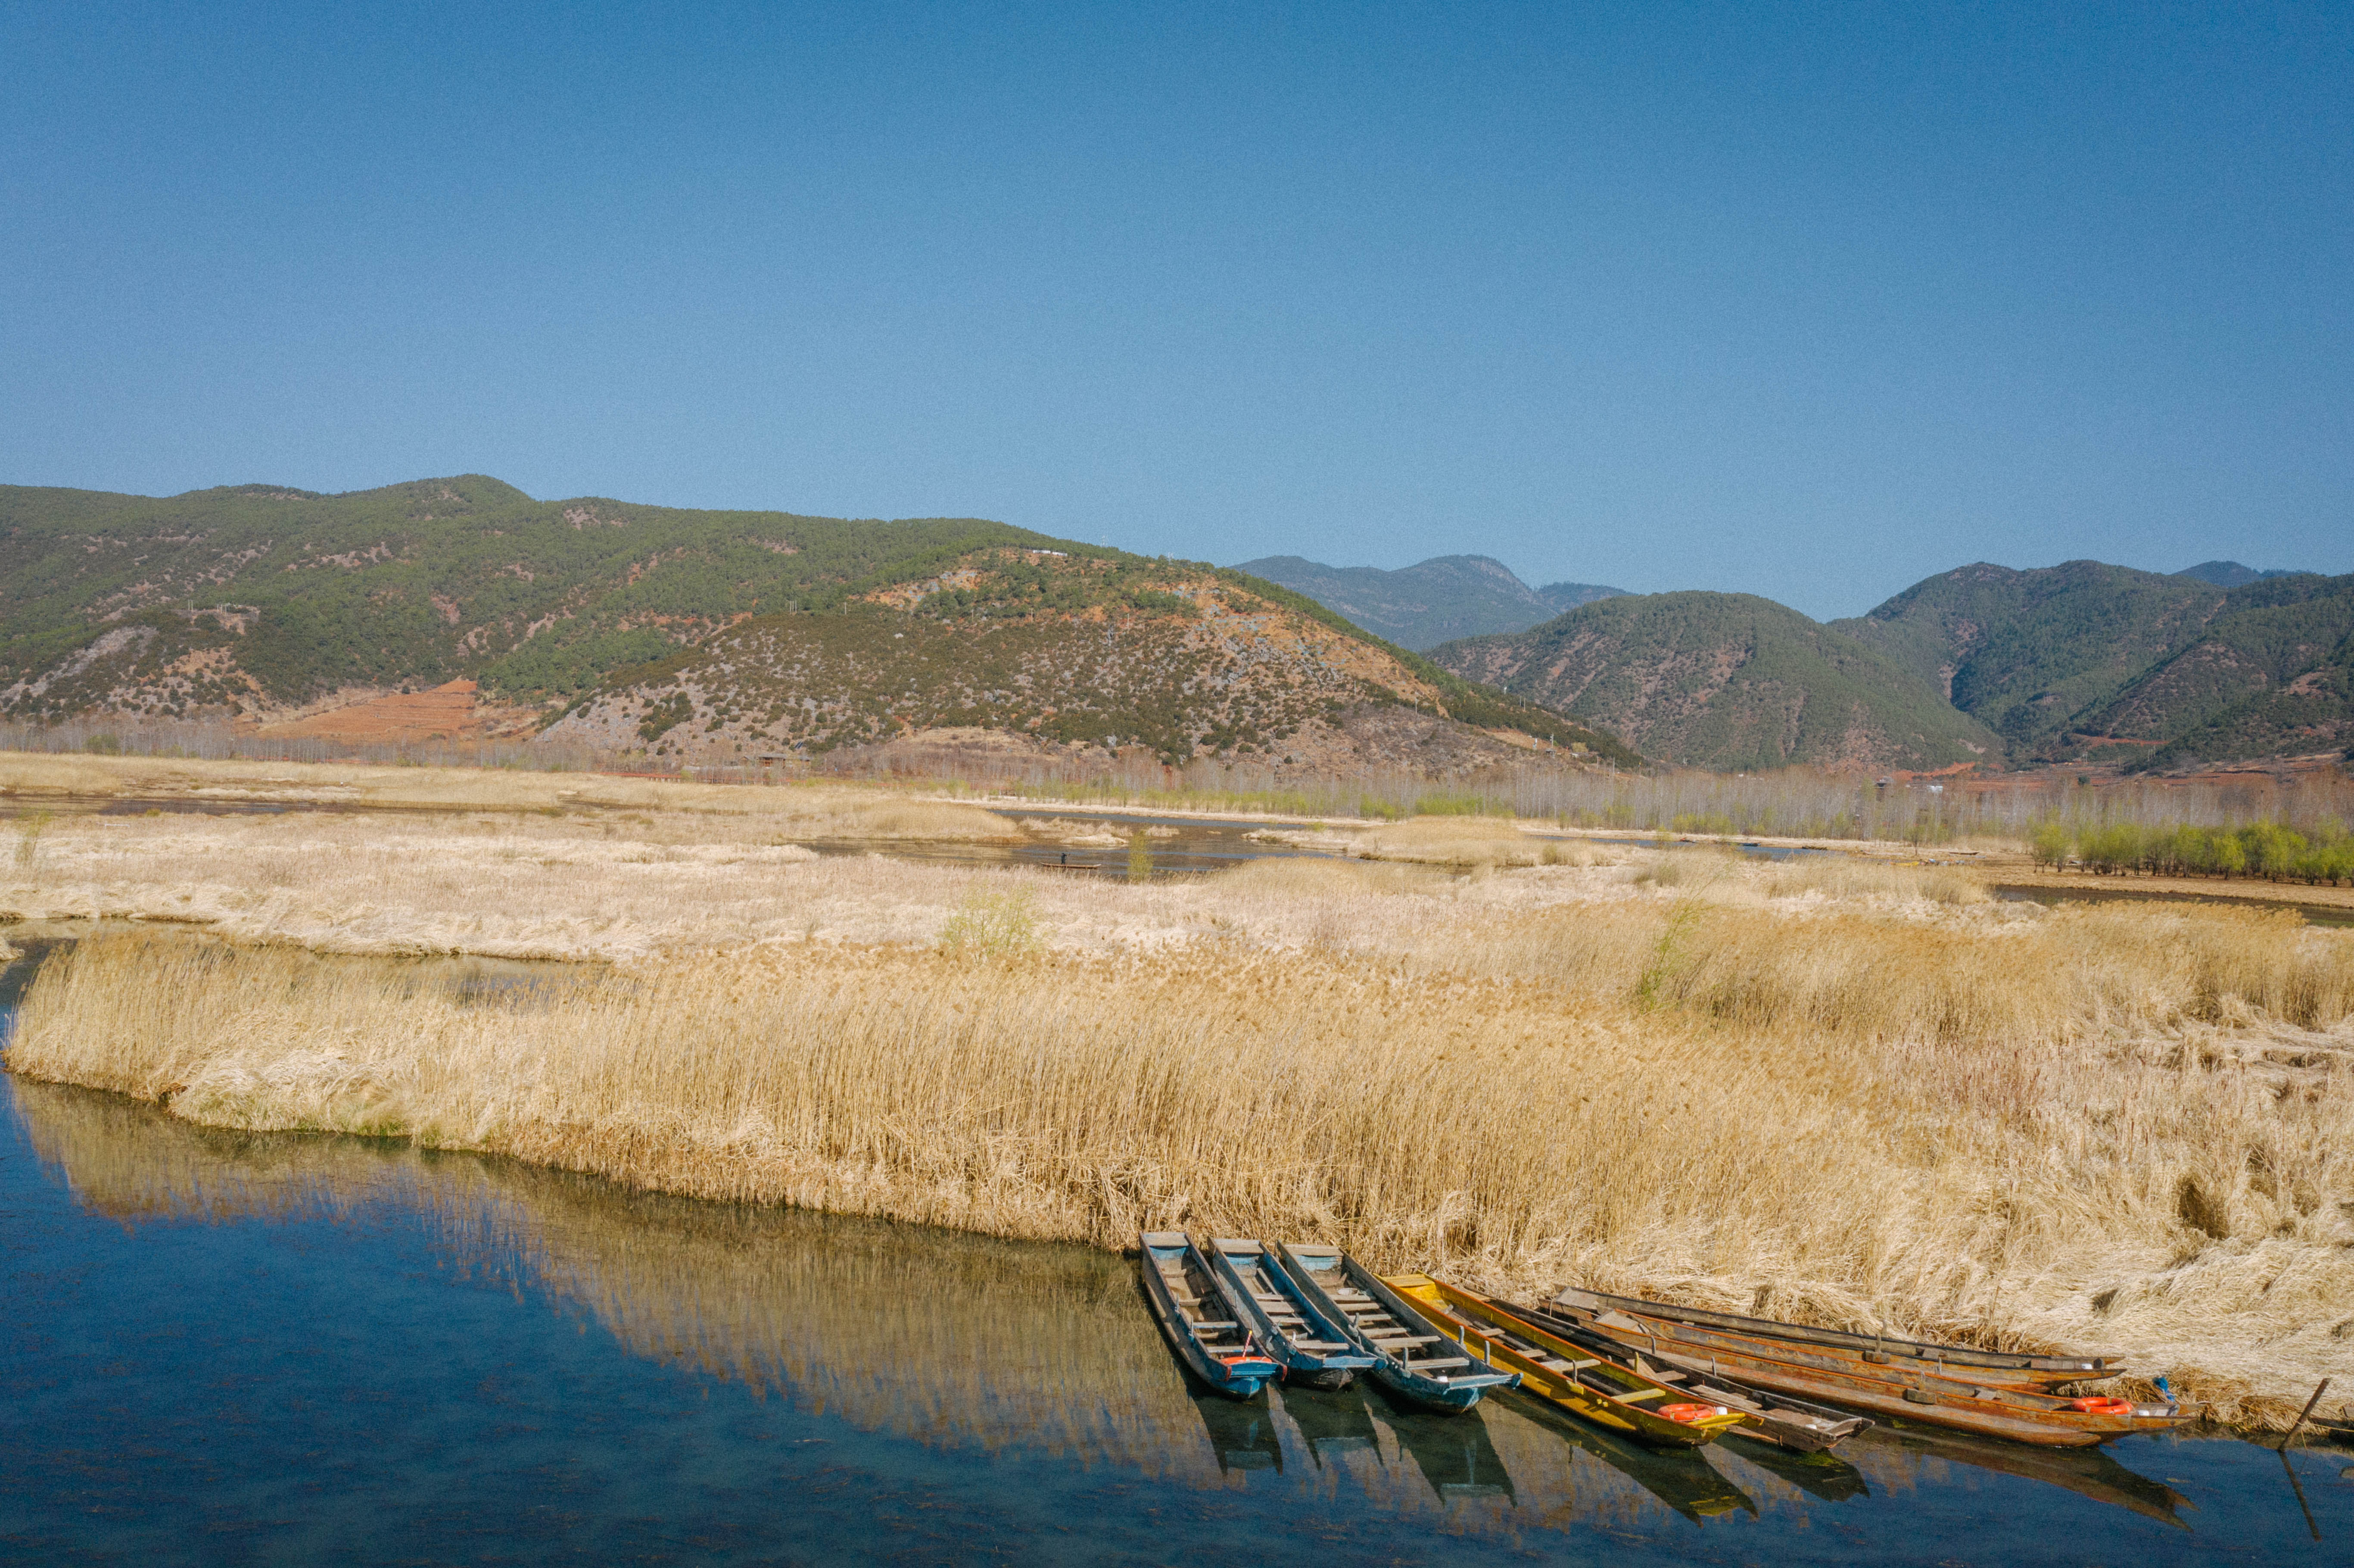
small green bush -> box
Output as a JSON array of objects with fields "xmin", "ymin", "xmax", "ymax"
[{"xmin": 939, "ymin": 888, "xmax": 1044, "ymax": 960}]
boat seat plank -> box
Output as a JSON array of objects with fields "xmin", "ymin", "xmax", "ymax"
[{"xmin": 1407, "ymin": 1356, "xmax": 1471, "ymax": 1370}]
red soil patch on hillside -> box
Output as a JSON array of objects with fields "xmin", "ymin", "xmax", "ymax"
[{"xmin": 254, "ymin": 679, "xmax": 487, "ymax": 743}]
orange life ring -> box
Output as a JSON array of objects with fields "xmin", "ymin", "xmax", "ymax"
[
  {"xmin": 2064, "ymin": 1396, "xmax": 2134, "ymax": 1416},
  {"xmin": 1658, "ymin": 1401, "xmax": 1730, "ymax": 1424}
]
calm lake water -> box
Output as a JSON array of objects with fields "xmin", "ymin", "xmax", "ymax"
[{"xmin": 2, "ymin": 997, "xmax": 2350, "ymax": 1564}]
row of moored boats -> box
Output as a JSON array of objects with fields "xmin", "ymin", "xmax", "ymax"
[{"xmin": 1140, "ymin": 1233, "xmax": 2186, "ymax": 1452}]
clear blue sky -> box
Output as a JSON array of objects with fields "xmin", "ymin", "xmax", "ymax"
[{"xmin": 4, "ymin": 3, "xmax": 2347, "ymax": 619}]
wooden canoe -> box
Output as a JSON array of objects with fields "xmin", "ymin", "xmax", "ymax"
[
  {"xmin": 1277, "ymin": 1244, "xmax": 1517, "ymax": 1414},
  {"xmin": 1546, "ymin": 1288, "xmax": 2183, "ymax": 1447},
  {"xmin": 1208, "ymin": 1238, "xmax": 1379, "ymax": 1390},
  {"xmin": 1476, "ymin": 1289, "xmax": 1871, "ymax": 1453},
  {"xmin": 1139, "ymin": 1232, "xmax": 1280, "ymax": 1399},
  {"xmin": 1554, "ymin": 1285, "xmax": 2122, "ymax": 1387},
  {"xmin": 1386, "ymin": 1274, "xmax": 1746, "ymax": 1449}
]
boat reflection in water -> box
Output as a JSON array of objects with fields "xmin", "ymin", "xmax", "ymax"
[
  {"xmin": 1372, "ymin": 1393, "xmax": 1518, "ymax": 1504},
  {"xmin": 5, "ymin": 1077, "xmax": 2226, "ymax": 1546},
  {"xmin": 1852, "ymin": 1422, "xmax": 2194, "ymax": 1530},
  {"xmin": 1192, "ymin": 1389, "xmax": 1284, "ymax": 1475},
  {"xmin": 1514, "ymin": 1397, "xmax": 1757, "ymax": 1524},
  {"xmin": 1719, "ymin": 1434, "xmax": 1872, "ymax": 1504},
  {"xmin": 1275, "ymin": 1383, "xmax": 1380, "ymax": 1469}
]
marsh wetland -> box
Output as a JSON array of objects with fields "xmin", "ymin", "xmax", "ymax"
[
  {"xmin": 3, "ymin": 1062, "xmax": 2348, "ymax": 1564},
  {"xmin": 4, "ymin": 754, "xmax": 2354, "ymax": 1561}
]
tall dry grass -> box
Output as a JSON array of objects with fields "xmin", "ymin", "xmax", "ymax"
[{"xmin": 12, "ymin": 895, "xmax": 2351, "ymax": 1427}]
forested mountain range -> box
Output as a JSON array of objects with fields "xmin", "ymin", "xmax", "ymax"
[
  {"xmin": 3, "ymin": 473, "xmax": 2342, "ymax": 776},
  {"xmin": 1233, "ymin": 554, "xmax": 1623, "ymax": 650},
  {"xmin": 0, "ymin": 476, "xmax": 1636, "ymax": 772},
  {"xmin": 1837, "ymin": 563, "xmax": 2353, "ymax": 769},
  {"xmin": 1831, "ymin": 561, "xmax": 2230, "ymax": 754},
  {"xmin": 1432, "ymin": 592, "xmax": 2002, "ymax": 772},
  {"xmin": 1418, "ymin": 561, "xmax": 2352, "ymax": 772},
  {"xmin": 2177, "ymin": 560, "xmax": 2308, "ymax": 588}
]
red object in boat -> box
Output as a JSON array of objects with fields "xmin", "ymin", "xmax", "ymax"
[
  {"xmin": 1658, "ymin": 1401, "xmax": 1730, "ymax": 1424},
  {"xmin": 2064, "ymin": 1396, "xmax": 2134, "ymax": 1416}
]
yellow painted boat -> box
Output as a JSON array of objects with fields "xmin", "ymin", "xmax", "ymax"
[{"xmin": 1382, "ymin": 1274, "xmax": 1746, "ymax": 1449}]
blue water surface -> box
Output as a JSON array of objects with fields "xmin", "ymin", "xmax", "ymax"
[{"xmin": 1, "ymin": 1004, "xmax": 2348, "ymax": 1566}]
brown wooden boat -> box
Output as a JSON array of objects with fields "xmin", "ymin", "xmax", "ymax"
[
  {"xmin": 1553, "ymin": 1285, "xmax": 2123, "ymax": 1387},
  {"xmin": 1425, "ymin": 1279, "xmax": 1871, "ymax": 1454},
  {"xmin": 1544, "ymin": 1289, "xmax": 2183, "ymax": 1448}
]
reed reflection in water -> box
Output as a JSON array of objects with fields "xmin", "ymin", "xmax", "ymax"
[{"xmin": 13, "ymin": 1075, "xmax": 2237, "ymax": 1551}]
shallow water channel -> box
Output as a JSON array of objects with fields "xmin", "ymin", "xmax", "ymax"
[{"xmin": 3, "ymin": 980, "xmax": 2348, "ymax": 1565}]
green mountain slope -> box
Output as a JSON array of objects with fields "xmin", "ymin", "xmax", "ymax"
[
  {"xmin": 2082, "ymin": 574, "xmax": 2354, "ymax": 769},
  {"xmin": 2177, "ymin": 561, "xmax": 2308, "ymax": 588},
  {"xmin": 1233, "ymin": 554, "xmax": 1624, "ymax": 650},
  {"xmin": 1429, "ymin": 591, "xmax": 2001, "ymax": 771},
  {"xmin": 0, "ymin": 475, "xmax": 1635, "ymax": 769},
  {"xmin": 547, "ymin": 550, "xmax": 1638, "ymax": 769},
  {"xmin": 1833, "ymin": 561, "xmax": 2226, "ymax": 756},
  {"xmin": 0, "ymin": 476, "xmax": 1062, "ymax": 719}
]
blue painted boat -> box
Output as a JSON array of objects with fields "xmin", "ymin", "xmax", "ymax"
[
  {"xmin": 1277, "ymin": 1243, "xmax": 1517, "ymax": 1414},
  {"xmin": 1208, "ymin": 1238, "xmax": 1379, "ymax": 1390},
  {"xmin": 1139, "ymin": 1232, "xmax": 1280, "ymax": 1399}
]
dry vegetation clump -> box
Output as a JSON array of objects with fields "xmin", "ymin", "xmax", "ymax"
[
  {"xmin": 1250, "ymin": 814, "xmax": 1619, "ymax": 869},
  {"xmin": 1629, "ymin": 846, "xmax": 1987, "ymax": 908},
  {"xmin": 1757, "ymin": 854, "xmax": 1991, "ymax": 906},
  {"xmin": 1348, "ymin": 815, "xmax": 1549, "ymax": 866},
  {"xmin": 14, "ymin": 900, "xmax": 2352, "ymax": 1428}
]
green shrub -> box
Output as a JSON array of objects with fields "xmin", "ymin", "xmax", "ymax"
[{"xmin": 938, "ymin": 888, "xmax": 1043, "ymax": 960}]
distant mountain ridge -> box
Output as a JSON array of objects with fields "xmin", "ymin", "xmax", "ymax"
[
  {"xmin": 1832, "ymin": 561, "xmax": 2228, "ymax": 754},
  {"xmin": 1837, "ymin": 561, "xmax": 2353, "ymax": 769},
  {"xmin": 2177, "ymin": 561, "xmax": 2309, "ymax": 588},
  {"xmin": 1232, "ymin": 554, "xmax": 1624, "ymax": 650},
  {"xmin": 2054, "ymin": 573, "xmax": 2353, "ymax": 768},
  {"xmin": 1420, "ymin": 558, "xmax": 2353, "ymax": 772},
  {"xmin": 1431, "ymin": 591, "xmax": 2001, "ymax": 771},
  {"xmin": 0, "ymin": 475, "xmax": 1638, "ymax": 773},
  {"xmin": 3, "ymin": 473, "xmax": 2343, "ymax": 775}
]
